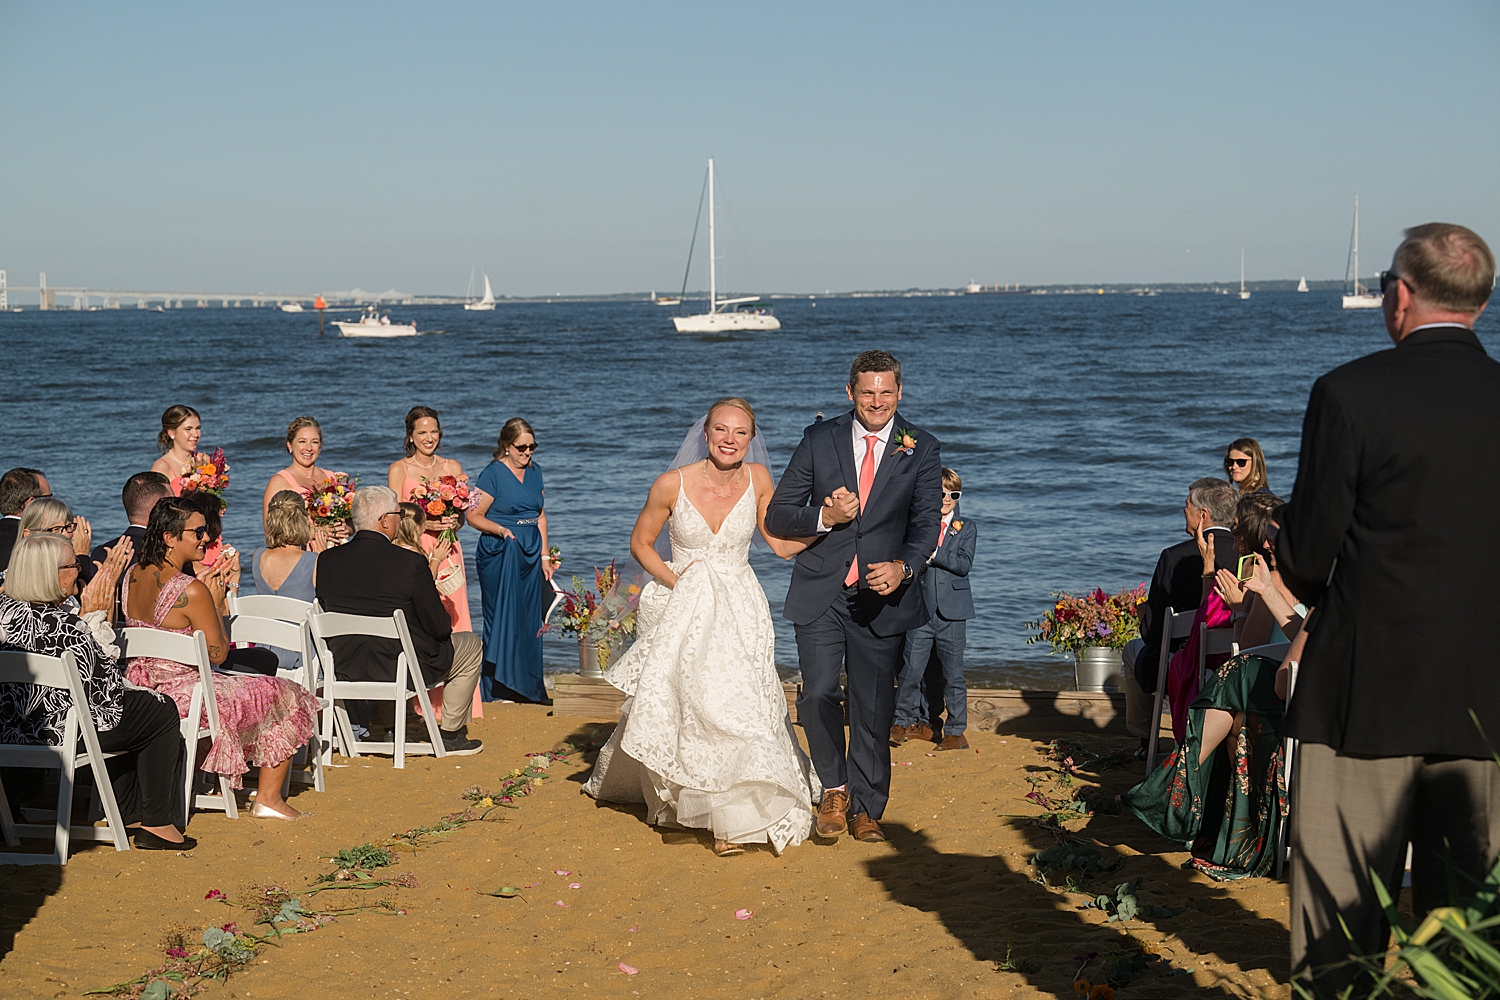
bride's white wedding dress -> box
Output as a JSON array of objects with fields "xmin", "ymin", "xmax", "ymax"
[{"xmin": 582, "ymin": 471, "xmax": 818, "ymax": 852}]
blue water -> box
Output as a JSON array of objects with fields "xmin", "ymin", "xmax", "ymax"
[{"xmin": 4, "ymin": 293, "xmax": 1492, "ymax": 688}]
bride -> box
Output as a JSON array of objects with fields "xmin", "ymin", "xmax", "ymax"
[{"xmin": 583, "ymin": 397, "xmax": 820, "ymax": 856}]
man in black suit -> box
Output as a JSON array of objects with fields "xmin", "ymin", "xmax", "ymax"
[
  {"xmin": 315, "ymin": 486, "xmax": 484, "ymax": 756},
  {"xmin": 767, "ymin": 350, "xmax": 944, "ymax": 843},
  {"xmin": 1120, "ymin": 477, "xmax": 1239, "ymax": 745},
  {"xmin": 1277, "ymin": 223, "xmax": 1498, "ymax": 998},
  {"xmin": 0, "ymin": 467, "xmax": 49, "ymax": 568},
  {"xmin": 90, "ymin": 471, "xmax": 171, "ymax": 572}
]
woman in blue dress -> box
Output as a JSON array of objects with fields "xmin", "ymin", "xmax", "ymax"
[{"xmin": 469, "ymin": 418, "xmax": 555, "ymax": 703}]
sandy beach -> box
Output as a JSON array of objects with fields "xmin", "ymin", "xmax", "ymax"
[{"xmin": 1, "ymin": 707, "xmax": 1292, "ymax": 999}]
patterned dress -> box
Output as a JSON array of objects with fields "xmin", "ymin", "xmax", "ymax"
[
  {"xmin": 0, "ymin": 596, "xmax": 126, "ymax": 744},
  {"xmin": 123, "ymin": 572, "xmax": 317, "ymax": 788},
  {"xmin": 1122, "ymin": 651, "xmax": 1287, "ymax": 880}
]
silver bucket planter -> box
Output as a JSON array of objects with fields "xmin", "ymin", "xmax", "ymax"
[
  {"xmin": 577, "ymin": 636, "xmax": 626, "ymax": 679},
  {"xmin": 1074, "ymin": 646, "xmax": 1122, "ymax": 692}
]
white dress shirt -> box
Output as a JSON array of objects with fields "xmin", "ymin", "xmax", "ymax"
[{"xmin": 817, "ymin": 417, "xmax": 897, "ymax": 532}]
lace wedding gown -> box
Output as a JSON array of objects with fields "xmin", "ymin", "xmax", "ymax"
[{"xmin": 582, "ymin": 471, "xmax": 818, "ymax": 852}]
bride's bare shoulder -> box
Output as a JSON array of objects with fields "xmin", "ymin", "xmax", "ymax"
[{"xmin": 649, "ymin": 465, "xmax": 691, "ymax": 497}]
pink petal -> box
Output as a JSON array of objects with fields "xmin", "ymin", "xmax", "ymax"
[
  {"xmin": 554, "ymin": 869, "xmax": 572, "ymax": 875},
  {"xmin": 735, "ymin": 908, "xmax": 753, "ymax": 920},
  {"xmin": 568, "ymin": 882, "xmax": 582, "ymax": 889},
  {"xmin": 897, "ymin": 761, "xmax": 912, "ymax": 766},
  {"xmin": 554, "ymin": 900, "xmax": 569, "ymax": 908},
  {"xmin": 618, "ymin": 962, "xmax": 638, "ymax": 976},
  {"xmin": 626, "ymin": 925, "xmax": 639, "ymax": 932}
]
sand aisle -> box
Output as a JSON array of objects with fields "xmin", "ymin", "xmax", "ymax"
[{"xmin": 0, "ymin": 707, "xmax": 1290, "ymax": 998}]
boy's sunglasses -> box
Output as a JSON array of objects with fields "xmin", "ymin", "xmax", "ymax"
[{"xmin": 943, "ymin": 490, "xmax": 962, "ymax": 500}]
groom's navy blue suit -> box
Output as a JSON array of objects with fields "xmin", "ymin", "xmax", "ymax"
[{"xmin": 767, "ymin": 409, "xmax": 943, "ymax": 820}]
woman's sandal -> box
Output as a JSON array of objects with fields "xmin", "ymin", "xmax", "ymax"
[{"xmin": 713, "ymin": 840, "xmax": 745, "ymax": 857}]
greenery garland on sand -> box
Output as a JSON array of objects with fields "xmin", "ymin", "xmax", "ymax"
[{"xmin": 87, "ymin": 729, "xmax": 611, "ymax": 999}]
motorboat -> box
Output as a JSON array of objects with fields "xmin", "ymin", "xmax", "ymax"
[
  {"xmin": 652, "ymin": 291, "xmax": 682, "ymax": 306},
  {"xmin": 279, "ymin": 302, "xmax": 304, "ymax": 313},
  {"xmin": 334, "ymin": 305, "xmax": 418, "ymax": 338},
  {"xmin": 464, "ymin": 273, "xmax": 497, "ymax": 311},
  {"xmin": 671, "ymin": 158, "xmax": 780, "ymax": 333},
  {"xmin": 1341, "ymin": 196, "xmax": 1382, "ymax": 310}
]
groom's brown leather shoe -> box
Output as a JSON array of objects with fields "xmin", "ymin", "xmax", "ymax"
[
  {"xmin": 906, "ymin": 723, "xmax": 935, "ymax": 743},
  {"xmin": 889, "ymin": 725, "xmax": 909, "ymax": 747},
  {"xmin": 850, "ymin": 812, "xmax": 886, "ymax": 843},
  {"xmin": 936, "ymin": 734, "xmax": 969, "ymax": 751},
  {"xmin": 815, "ymin": 789, "xmax": 850, "ymax": 837}
]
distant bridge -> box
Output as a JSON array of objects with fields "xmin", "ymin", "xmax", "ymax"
[{"xmin": 0, "ymin": 271, "xmax": 465, "ymax": 310}]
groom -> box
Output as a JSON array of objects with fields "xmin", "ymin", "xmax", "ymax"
[{"xmin": 768, "ymin": 350, "xmax": 943, "ymax": 842}]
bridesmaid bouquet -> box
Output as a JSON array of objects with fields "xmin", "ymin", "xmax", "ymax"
[
  {"xmin": 304, "ymin": 472, "xmax": 359, "ymax": 529},
  {"xmin": 408, "ymin": 474, "xmax": 479, "ymax": 542},
  {"xmin": 1025, "ymin": 583, "xmax": 1147, "ymax": 655},
  {"xmin": 548, "ymin": 562, "xmax": 642, "ymax": 669},
  {"xmin": 179, "ymin": 448, "xmax": 231, "ymax": 496}
]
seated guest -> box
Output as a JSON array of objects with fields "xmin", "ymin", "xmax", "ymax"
[
  {"xmin": 1213, "ymin": 492, "xmax": 1305, "ymax": 648},
  {"xmin": 0, "ymin": 467, "xmax": 50, "ymax": 568},
  {"xmin": 1121, "ymin": 498, "xmax": 1304, "ymax": 881},
  {"xmin": 123, "ymin": 497, "xmax": 318, "ymax": 819},
  {"xmin": 250, "ymin": 491, "xmax": 319, "ymax": 673},
  {"xmin": 393, "ymin": 502, "xmax": 455, "ymax": 582},
  {"xmin": 1223, "ymin": 437, "xmax": 1271, "ymax": 495},
  {"xmin": 315, "ymin": 486, "xmax": 483, "ymax": 756},
  {"xmin": 18, "ymin": 497, "xmax": 94, "ymax": 584},
  {"xmin": 176, "ymin": 491, "xmax": 277, "ymax": 676},
  {"xmin": 1120, "ymin": 477, "xmax": 1239, "ymax": 754},
  {"xmin": 0, "ymin": 534, "xmax": 194, "ymax": 849},
  {"xmin": 90, "ymin": 472, "xmax": 172, "ymax": 573}
]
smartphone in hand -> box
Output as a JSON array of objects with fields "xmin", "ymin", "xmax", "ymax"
[{"xmin": 1237, "ymin": 554, "xmax": 1257, "ymax": 582}]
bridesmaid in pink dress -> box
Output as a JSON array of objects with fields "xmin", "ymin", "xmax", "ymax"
[
  {"xmin": 150, "ymin": 404, "xmax": 225, "ymax": 567},
  {"xmin": 123, "ymin": 497, "xmax": 318, "ymax": 819},
  {"xmin": 261, "ymin": 415, "xmax": 346, "ymax": 547},
  {"xmin": 387, "ymin": 406, "xmax": 480, "ymax": 718}
]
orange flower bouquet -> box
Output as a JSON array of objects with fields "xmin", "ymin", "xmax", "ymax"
[
  {"xmin": 178, "ymin": 448, "xmax": 231, "ymax": 497},
  {"xmin": 407, "ymin": 474, "xmax": 479, "ymax": 542},
  {"xmin": 304, "ymin": 473, "xmax": 359, "ymax": 529}
]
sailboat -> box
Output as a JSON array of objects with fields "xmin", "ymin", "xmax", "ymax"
[
  {"xmin": 464, "ymin": 273, "xmax": 497, "ymax": 311},
  {"xmin": 1341, "ymin": 196, "xmax": 1382, "ymax": 309},
  {"xmin": 1297, "ymin": 276, "xmax": 1309, "ymax": 292},
  {"xmin": 1239, "ymin": 249, "xmax": 1251, "ymax": 300},
  {"xmin": 672, "ymin": 158, "xmax": 780, "ymax": 333}
]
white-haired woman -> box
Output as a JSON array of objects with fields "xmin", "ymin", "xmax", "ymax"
[
  {"xmin": 18, "ymin": 497, "xmax": 93, "ymax": 584},
  {"xmin": 0, "ymin": 534, "xmax": 196, "ymax": 849}
]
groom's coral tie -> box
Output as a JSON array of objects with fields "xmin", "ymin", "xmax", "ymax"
[{"xmin": 844, "ymin": 434, "xmax": 880, "ymax": 586}]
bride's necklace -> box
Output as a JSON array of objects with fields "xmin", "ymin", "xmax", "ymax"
[{"xmin": 702, "ymin": 461, "xmax": 741, "ymax": 499}]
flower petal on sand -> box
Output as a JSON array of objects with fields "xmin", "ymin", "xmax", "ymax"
[
  {"xmin": 555, "ymin": 869, "xmax": 572, "ymax": 875},
  {"xmin": 618, "ymin": 962, "xmax": 639, "ymax": 975},
  {"xmin": 569, "ymin": 882, "xmax": 582, "ymax": 889},
  {"xmin": 554, "ymin": 900, "xmax": 569, "ymax": 908},
  {"xmin": 735, "ymin": 908, "xmax": 753, "ymax": 920}
]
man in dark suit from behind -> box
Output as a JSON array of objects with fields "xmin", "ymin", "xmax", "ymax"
[
  {"xmin": 1277, "ymin": 223, "xmax": 1498, "ymax": 998},
  {"xmin": 1119, "ymin": 477, "xmax": 1239, "ymax": 751},
  {"xmin": 0, "ymin": 467, "xmax": 50, "ymax": 569},
  {"xmin": 87, "ymin": 471, "xmax": 171, "ymax": 620},
  {"xmin": 315, "ymin": 485, "xmax": 484, "ymax": 756}
]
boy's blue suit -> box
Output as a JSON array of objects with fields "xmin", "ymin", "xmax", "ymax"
[
  {"xmin": 766, "ymin": 409, "xmax": 943, "ymax": 821},
  {"xmin": 895, "ymin": 513, "xmax": 977, "ymax": 736}
]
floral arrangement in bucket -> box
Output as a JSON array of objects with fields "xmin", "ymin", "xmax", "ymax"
[
  {"xmin": 545, "ymin": 561, "xmax": 642, "ymax": 671},
  {"xmin": 1025, "ymin": 584, "xmax": 1147, "ymax": 656},
  {"xmin": 178, "ymin": 448, "xmax": 231, "ymax": 497}
]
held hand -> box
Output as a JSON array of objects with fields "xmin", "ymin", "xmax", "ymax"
[
  {"xmin": 332, "ymin": 520, "xmax": 352, "ymax": 543},
  {"xmin": 541, "ymin": 554, "xmax": 557, "ymax": 582},
  {"xmin": 79, "ymin": 537, "xmax": 132, "ymax": 617},
  {"xmin": 1244, "ymin": 553, "xmax": 1272, "ymax": 595},
  {"xmin": 823, "ymin": 487, "xmax": 860, "ymax": 526},
  {"xmin": 436, "ymin": 513, "xmax": 460, "ymax": 533},
  {"xmin": 221, "ymin": 549, "xmax": 242, "ymax": 590},
  {"xmin": 203, "ymin": 568, "xmax": 229, "ymax": 609},
  {"xmin": 495, "ymin": 526, "xmax": 515, "ymax": 541},
  {"xmin": 72, "ymin": 515, "xmax": 93, "ymax": 556},
  {"xmin": 430, "ymin": 536, "xmax": 453, "ymax": 565},
  {"xmin": 1214, "ymin": 568, "xmax": 1248, "ymax": 610},
  {"xmin": 864, "ymin": 560, "xmax": 905, "ymax": 596}
]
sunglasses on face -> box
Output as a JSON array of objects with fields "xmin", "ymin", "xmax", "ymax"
[
  {"xmin": 1379, "ymin": 270, "xmax": 1403, "ymax": 295},
  {"xmin": 942, "ymin": 491, "xmax": 962, "ymax": 501},
  {"xmin": 513, "ymin": 443, "xmax": 538, "ymax": 453},
  {"xmin": 178, "ymin": 526, "xmax": 210, "ymax": 540},
  {"xmin": 1226, "ymin": 458, "xmax": 1250, "ymax": 468}
]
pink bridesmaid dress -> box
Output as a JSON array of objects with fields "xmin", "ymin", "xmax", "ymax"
[{"xmin": 400, "ymin": 471, "xmax": 481, "ymax": 719}]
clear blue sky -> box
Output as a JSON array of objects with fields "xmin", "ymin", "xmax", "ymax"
[{"xmin": 2, "ymin": 1, "xmax": 1496, "ymax": 296}]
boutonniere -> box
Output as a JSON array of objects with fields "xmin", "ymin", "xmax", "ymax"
[
  {"xmin": 950, "ymin": 520, "xmax": 963, "ymax": 533},
  {"xmin": 890, "ymin": 427, "xmax": 917, "ymax": 457}
]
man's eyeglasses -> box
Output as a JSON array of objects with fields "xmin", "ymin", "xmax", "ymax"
[
  {"xmin": 1379, "ymin": 270, "xmax": 1403, "ymax": 296},
  {"xmin": 44, "ymin": 521, "xmax": 78, "ymax": 535},
  {"xmin": 1226, "ymin": 458, "xmax": 1250, "ymax": 469},
  {"xmin": 942, "ymin": 490, "xmax": 962, "ymax": 501},
  {"xmin": 513, "ymin": 443, "xmax": 538, "ymax": 453}
]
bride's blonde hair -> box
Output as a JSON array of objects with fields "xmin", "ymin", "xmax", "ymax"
[{"xmin": 705, "ymin": 397, "xmax": 757, "ymax": 438}]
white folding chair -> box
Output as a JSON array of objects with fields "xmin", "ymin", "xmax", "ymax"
[
  {"xmin": 0, "ymin": 650, "xmax": 132, "ymax": 864},
  {"xmin": 1277, "ymin": 658, "xmax": 1300, "ymax": 879},
  {"xmin": 117, "ymin": 628, "xmax": 239, "ymax": 824},
  {"xmin": 308, "ymin": 604, "xmax": 446, "ymax": 769},
  {"xmin": 227, "ymin": 592, "xmax": 313, "ymax": 623},
  {"xmin": 1144, "ymin": 607, "xmax": 1195, "ymax": 772},
  {"xmin": 226, "ymin": 613, "xmax": 327, "ymax": 793}
]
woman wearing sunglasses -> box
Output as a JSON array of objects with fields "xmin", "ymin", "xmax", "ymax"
[
  {"xmin": 122, "ymin": 497, "xmax": 319, "ymax": 819},
  {"xmin": 1222, "ymin": 437, "xmax": 1270, "ymax": 495},
  {"xmin": 469, "ymin": 417, "xmax": 555, "ymax": 704}
]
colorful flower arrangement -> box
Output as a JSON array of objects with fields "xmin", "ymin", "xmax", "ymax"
[
  {"xmin": 890, "ymin": 426, "xmax": 918, "ymax": 457},
  {"xmin": 303, "ymin": 472, "xmax": 359, "ymax": 528},
  {"xmin": 545, "ymin": 561, "xmax": 642, "ymax": 669},
  {"xmin": 407, "ymin": 473, "xmax": 479, "ymax": 541},
  {"xmin": 178, "ymin": 448, "xmax": 230, "ymax": 496},
  {"xmin": 1025, "ymin": 584, "xmax": 1147, "ymax": 655}
]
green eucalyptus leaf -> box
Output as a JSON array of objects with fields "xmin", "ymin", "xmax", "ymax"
[{"xmin": 140, "ymin": 982, "xmax": 171, "ymax": 1000}]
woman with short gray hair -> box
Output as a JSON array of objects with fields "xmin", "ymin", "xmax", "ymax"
[{"xmin": 0, "ymin": 534, "xmax": 195, "ymax": 850}]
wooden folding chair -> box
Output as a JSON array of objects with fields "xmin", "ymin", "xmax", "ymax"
[
  {"xmin": 226, "ymin": 613, "xmax": 327, "ymax": 793},
  {"xmin": 308, "ymin": 605, "xmax": 445, "ymax": 769},
  {"xmin": 117, "ymin": 628, "xmax": 238, "ymax": 824},
  {"xmin": 0, "ymin": 650, "xmax": 131, "ymax": 864}
]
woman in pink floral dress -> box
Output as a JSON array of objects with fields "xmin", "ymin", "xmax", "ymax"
[{"xmin": 123, "ymin": 497, "xmax": 318, "ymax": 820}]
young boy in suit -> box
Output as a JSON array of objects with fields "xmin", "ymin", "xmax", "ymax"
[{"xmin": 890, "ymin": 467, "xmax": 976, "ymax": 750}]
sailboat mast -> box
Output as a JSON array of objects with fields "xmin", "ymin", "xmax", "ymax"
[
  {"xmin": 1352, "ymin": 195, "xmax": 1360, "ymax": 293},
  {"xmin": 1240, "ymin": 249, "xmax": 1245, "ymax": 293},
  {"xmin": 707, "ymin": 157, "xmax": 717, "ymax": 313}
]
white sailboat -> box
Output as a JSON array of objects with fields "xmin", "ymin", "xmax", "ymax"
[
  {"xmin": 1297, "ymin": 276, "xmax": 1309, "ymax": 292},
  {"xmin": 1239, "ymin": 249, "xmax": 1251, "ymax": 300},
  {"xmin": 1342, "ymin": 196, "xmax": 1382, "ymax": 309},
  {"xmin": 672, "ymin": 158, "xmax": 781, "ymax": 333},
  {"xmin": 464, "ymin": 273, "xmax": 497, "ymax": 311}
]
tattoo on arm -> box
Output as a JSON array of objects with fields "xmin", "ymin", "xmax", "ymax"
[
  {"xmin": 172, "ymin": 593, "xmax": 190, "ymax": 609},
  {"xmin": 208, "ymin": 644, "xmax": 224, "ymax": 660}
]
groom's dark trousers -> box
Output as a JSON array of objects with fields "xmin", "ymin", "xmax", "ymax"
[{"xmin": 768, "ymin": 410, "xmax": 943, "ymax": 821}]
